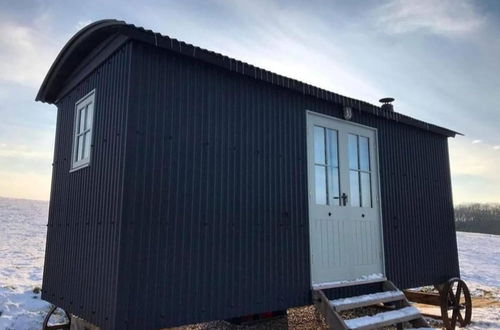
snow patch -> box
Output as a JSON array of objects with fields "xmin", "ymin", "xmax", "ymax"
[
  {"xmin": 344, "ymin": 306, "xmax": 419, "ymax": 328},
  {"xmin": 312, "ymin": 273, "xmax": 385, "ymax": 289},
  {"xmin": 330, "ymin": 290, "xmax": 403, "ymax": 307}
]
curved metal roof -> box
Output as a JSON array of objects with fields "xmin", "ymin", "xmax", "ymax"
[
  {"xmin": 36, "ymin": 19, "xmax": 459, "ymax": 137},
  {"xmin": 36, "ymin": 20, "xmax": 126, "ymax": 103}
]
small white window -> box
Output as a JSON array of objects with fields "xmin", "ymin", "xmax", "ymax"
[{"xmin": 71, "ymin": 90, "xmax": 95, "ymax": 171}]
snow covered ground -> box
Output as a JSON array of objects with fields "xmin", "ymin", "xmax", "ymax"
[
  {"xmin": 416, "ymin": 232, "xmax": 500, "ymax": 330},
  {"xmin": 0, "ymin": 197, "xmax": 60, "ymax": 330},
  {"xmin": 0, "ymin": 197, "xmax": 499, "ymax": 329},
  {"xmin": 454, "ymin": 232, "xmax": 500, "ymax": 330},
  {"xmin": 457, "ymin": 231, "xmax": 500, "ymax": 289}
]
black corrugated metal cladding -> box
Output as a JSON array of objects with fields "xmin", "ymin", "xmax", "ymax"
[
  {"xmin": 111, "ymin": 41, "xmax": 458, "ymax": 329},
  {"xmin": 43, "ymin": 39, "xmax": 459, "ymax": 329},
  {"xmin": 115, "ymin": 40, "xmax": 311, "ymax": 329},
  {"xmin": 42, "ymin": 43, "xmax": 131, "ymax": 329}
]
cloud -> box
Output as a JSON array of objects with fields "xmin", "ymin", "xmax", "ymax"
[
  {"xmin": 0, "ymin": 19, "xmax": 59, "ymax": 87},
  {"xmin": 494, "ymin": 145, "xmax": 500, "ymax": 150},
  {"xmin": 375, "ymin": 0, "xmax": 483, "ymax": 36},
  {"xmin": 144, "ymin": 0, "xmax": 388, "ymax": 103},
  {"xmin": 472, "ymin": 139, "xmax": 482, "ymax": 144}
]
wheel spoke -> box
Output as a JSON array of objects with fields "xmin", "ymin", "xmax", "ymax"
[
  {"xmin": 455, "ymin": 282, "xmax": 462, "ymax": 304},
  {"xmin": 448, "ymin": 287, "xmax": 458, "ymax": 306},
  {"xmin": 458, "ymin": 311, "xmax": 465, "ymax": 326},
  {"xmin": 451, "ymin": 308, "xmax": 458, "ymax": 329}
]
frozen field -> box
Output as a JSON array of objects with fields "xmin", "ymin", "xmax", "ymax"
[
  {"xmin": 454, "ymin": 232, "xmax": 500, "ymax": 330},
  {"xmin": 0, "ymin": 197, "xmax": 499, "ymax": 329},
  {"xmin": 0, "ymin": 197, "xmax": 60, "ymax": 329}
]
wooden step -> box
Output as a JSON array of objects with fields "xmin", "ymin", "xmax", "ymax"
[
  {"xmin": 330, "ymin": 290, "xmax": 405, "ymax": 311},
  {"xmin": 313, "ymin": 280, "xmax": 428, "ymax": 329},
  {"xmin": 344, "ymin": 306, "xmax": 422, "ymax": 330}
]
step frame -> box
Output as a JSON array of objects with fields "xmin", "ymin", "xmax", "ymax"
[
  {"xmin": 312, "ymin": 280, "xmax": 429, "ymax": 330},
  {"xmin": 312, "ymin": 289, "xmax": 348, "ymax": 329}
]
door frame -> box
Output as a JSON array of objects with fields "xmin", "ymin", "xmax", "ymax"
[{"xmin": 305, "ymin": 110, "xmax": 386, "ymax": 288}]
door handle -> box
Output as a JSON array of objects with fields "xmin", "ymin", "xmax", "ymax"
[{"xmin": 341, "ymin": 193, "xmax": 348, "ymax": 206}]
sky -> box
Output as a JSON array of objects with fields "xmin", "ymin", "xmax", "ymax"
[{"xmin": 0, "ymin": 0, "xmax": 499, "ymax": 204}]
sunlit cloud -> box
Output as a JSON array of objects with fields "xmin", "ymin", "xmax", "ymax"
[
  {"xmin": 0, "ymin": 20, "xmax": 59, "ymax": 87},
  {"xmin": 375, "ymin": 0, "xmax": 483, "ymax": 36},
  {"xmin": 472, "ymin": 139, "xmax": 482, "ymax": 144},
  {"xmin": 142, "ymin": 0, "xmax": 387, "ymax": 103},
  {"xmin": 493, "ymin": 145, "xmax": 500, "ymax": 150}
]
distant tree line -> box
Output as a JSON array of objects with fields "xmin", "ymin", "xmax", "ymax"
[{"xmin": 455, "ymin": 203, "xmax": 500, "ymax": 235}]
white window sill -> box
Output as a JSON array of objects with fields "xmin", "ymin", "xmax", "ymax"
[{"xmin": 69, "ymin": 162, "xmax": 90, "ymax": 173}]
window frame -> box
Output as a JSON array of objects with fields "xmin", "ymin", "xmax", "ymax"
[
  {"xmin": 313, "ymin": 125, "xmax": 341, "ymax": 206},
  {"xmin": 348, "ymin": 133, "xmax": 373, "ymax": 208},
  {"xmin": 70, "ymin": 89, "xmax": 96, "ymax": 172}
]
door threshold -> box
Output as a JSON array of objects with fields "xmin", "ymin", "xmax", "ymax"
[{"xmin": 312, "ymin": 276, "xmax": 387, "ymax": 290}]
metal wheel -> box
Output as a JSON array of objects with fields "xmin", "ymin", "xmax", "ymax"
[
  {"xmin": 43, "ymin": 304, "xmax": 71, "ymax": 330},
  {"xmin": 439, "ymin": 278, "xmax": 472, "ymax": 330}
]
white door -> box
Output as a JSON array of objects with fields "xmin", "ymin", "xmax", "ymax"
[{"xmin": 307, "ymin": 111, "xmax": 384, "ymax": 287}]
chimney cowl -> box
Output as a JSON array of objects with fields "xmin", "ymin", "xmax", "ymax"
[{"xmin": 379, "ymin": 97, "xmax": 395, "ymax": 112}]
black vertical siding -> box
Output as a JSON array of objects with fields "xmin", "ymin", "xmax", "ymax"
[
  {"xmin": 42, "ymin": 43, "xmax": 131, "ymax": 329},
  {"xmin": 112, "ymin": 41, "xmax": 459, "ymax": 329},
  {"xmin": 44, "ymin": 38, "xmax": 459, "ymax": 329},
  {"xmin": 116, "ymin": 42, "xmax": 311, "ymax": 329}
]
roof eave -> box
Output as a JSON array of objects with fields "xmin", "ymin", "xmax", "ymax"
[{"xmin": 35, "ymin": 19, "xmax": 126, "ymax": 104}]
